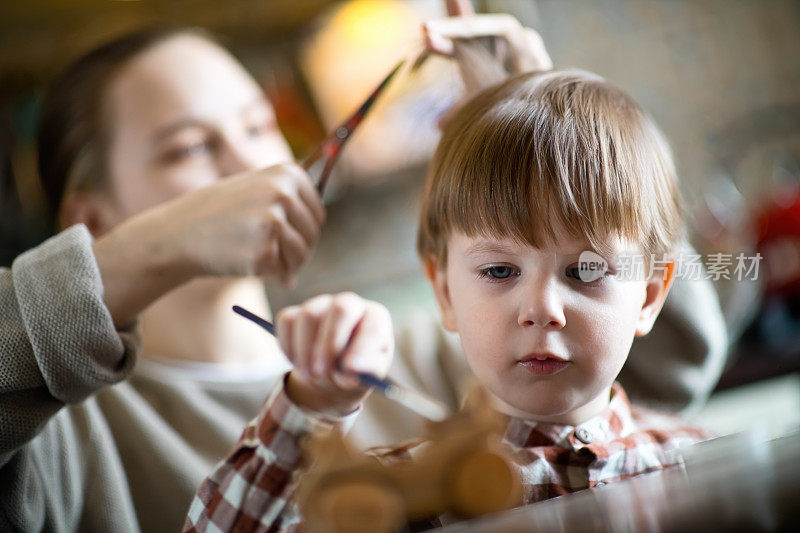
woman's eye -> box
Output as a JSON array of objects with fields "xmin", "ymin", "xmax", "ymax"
[
  {"xmin": 181, "ymin": 142, "xmax": 210, "ymax": 156},
  {"xmin": 245, "ymin": 124, "xmax": 265, "ymax": 137},
  {"xmin": 162, "ymin": 141, "xmax": 211, "ymax": 163},
  {"xmin": 245, "ymin": 120, "xmax": 277, "ymax": 138},
  {"xmin": 478, "ymin": 265, "xmax": 519, "ymax": 281}
]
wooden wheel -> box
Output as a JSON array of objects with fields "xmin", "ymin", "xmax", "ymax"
[
  {"xmin": 306, "ymin": 480, "xmax": 405, "ymax": 533},
  {"xmin": 447, "ymin": 448, "xmax": 522, "ymax": 517}
]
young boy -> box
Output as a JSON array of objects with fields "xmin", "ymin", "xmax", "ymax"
[{"xmin": 184, "ymin": 69, "xmax": 712, "ymax": 532}]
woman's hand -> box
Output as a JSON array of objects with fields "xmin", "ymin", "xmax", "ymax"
[
  {"xmin": 166, "ymin": 163, "xmax": 325, "ymax": 288},
  {"xmin": 423, "ymin": 0, "xmax": 552, "ymax": 125},
  {"xmin": 94, "ymin": 162, "xmax": 325, "ymax": 328},
  {"xmin": 277, "ymin": 293, "xmax": 394, "ymax": 417}
]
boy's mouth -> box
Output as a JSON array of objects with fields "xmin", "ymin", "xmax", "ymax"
[{"xmin": 518, "ymin": 353, "xmax": 570, "ymax": 375}]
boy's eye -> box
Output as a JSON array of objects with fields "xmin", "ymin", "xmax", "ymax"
[
  {"xmin": 478, "ymin": 265, "xmax": 520, "ymax": 281},
  {"xmin": 565, "ymin": 263, "xmax": 609, "ymax": 286}
]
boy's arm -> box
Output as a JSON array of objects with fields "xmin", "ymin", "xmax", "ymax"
[
  {"xmin": 185, "ymin": 293, "xmax": 395, "ymax": 532},
  {"xmin": 184, "ymin": 376, "xmax": 357, "ymax": 532}
]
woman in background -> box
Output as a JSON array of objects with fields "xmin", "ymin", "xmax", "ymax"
[{"xmin": 1, "ymin": 28, "xmax": 326, "ymax": 532}]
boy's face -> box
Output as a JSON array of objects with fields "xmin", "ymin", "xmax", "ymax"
[{"xmin": 426, "ymin": 229, "xmax": 673, "ymax": 425}]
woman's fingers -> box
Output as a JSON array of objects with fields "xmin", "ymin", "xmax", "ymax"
[
  {"xmin": 294, "ymin": 171, "xmax": 326, "ymax": 226},
  {"xmin": 276, "ymin": 223, "xmax": 308, "ymax": 286},
  {"xmin": 423, "ymin": 13, "xmax": 551, "ymax": 74},
  {"xmin": 424, "ymin": 14, "xmax": 520, "ymax": 55},
  {"xmin": 246, "ymin": 163, "xmax": 324, "ymax": 285},
  {"xmin": 280, "ymin": 196, "xmax": 320, "ymax": 250},
  {"xmin": 445, "ymin": 0, "xmax": 475, "ymax": 17},
  {"xmin": 518, "ymin": 27, "xmax": 552, "ymax": 71}
]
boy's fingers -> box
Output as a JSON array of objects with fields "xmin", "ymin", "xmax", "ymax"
[
  {"xmin": 339, "ymin": 303, "xmax": 394, "ymax": 378},
  {"xmin": 276, "ymin": 307, "xmax": 299, "ymax": 363},
  {"xmin": 312, "ymin": 294, "xmax": 365, "ymax": 379},
  {"xmin": 331, "ymin": 368, "xmax": 363, "ymax": 391},
  {"xmin": 292, "ymin": 297, "xmax": 329, "ymax": 376}
]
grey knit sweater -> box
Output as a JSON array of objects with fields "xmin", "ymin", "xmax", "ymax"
[
  {"xmin": 0, "ymin": 225, "xmax": 728, "ymax": 532},
  {"xmin": 0, "ymin": 226, "xmax": 289, "ymax": 532}
]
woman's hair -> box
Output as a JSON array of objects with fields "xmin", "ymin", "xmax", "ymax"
[
  {"xmin": 417, "ymin": 69, "xmax": 683, "ymax": 265},
  {"xmin": 36, "ymin": 27, "xmax": 208, "ymax": 227}
]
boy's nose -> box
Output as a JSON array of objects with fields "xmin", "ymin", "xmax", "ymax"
[{"xmin": 517, "ymin": 282, "xmax": 566, "ymax": 330}]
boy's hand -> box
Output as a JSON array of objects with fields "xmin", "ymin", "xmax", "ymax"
[{"xmin": 277, "ymin": 293, "xmax": 394, "ymax": 417}]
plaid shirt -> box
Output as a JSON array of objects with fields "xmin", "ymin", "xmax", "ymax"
[{"xmin": 184, "ymin": 379, "xmax": 712, "ymax": 532}]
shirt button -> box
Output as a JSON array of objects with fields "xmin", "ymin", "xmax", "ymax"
[{"xmin": 575, "ymin": 428, "xmax": 593, "ymax": 444}]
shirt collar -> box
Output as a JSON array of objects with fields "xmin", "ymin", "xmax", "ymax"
[{"xmin": 502, "ymin": 382, "xmax": 637, "ymax": 450}]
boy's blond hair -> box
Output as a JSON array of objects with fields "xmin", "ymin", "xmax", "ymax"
[{"xmin": 417, "ymin": 69, "xmax": 683, "ymax": 265}]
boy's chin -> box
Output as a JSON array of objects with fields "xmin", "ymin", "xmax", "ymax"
[
  {"xmin": 487, "ymin": 388, "xmax": 570, "ymax": 419},
  {"xmin": 486, "ymin": 386, "xmax": 604, "ymax": 425}
]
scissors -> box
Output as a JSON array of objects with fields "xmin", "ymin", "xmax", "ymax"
[{"xmin": 302, "ymin": 59, "xmax": 405, "ymax": 194}]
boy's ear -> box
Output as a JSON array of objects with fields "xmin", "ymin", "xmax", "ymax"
[
  {"xmin": 635, "ymin": 261, "xmax": 676, "ymax": 337},
  {"xmin": 423, "ymin": 257, "xmax": 458, "ymax": 332},
  {"xmin": 59, "ymin": 191, "xmax": 120, "ymax": 239}
]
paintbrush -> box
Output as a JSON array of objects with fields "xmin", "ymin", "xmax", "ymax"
[{"xmin": 232, "ymin": 305, "xmax": 450, "ymax": 422}]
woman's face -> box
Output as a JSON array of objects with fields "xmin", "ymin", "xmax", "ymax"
[{"xmin": 101, "ymin": 34, "xmax": 293, "ymax": 221}]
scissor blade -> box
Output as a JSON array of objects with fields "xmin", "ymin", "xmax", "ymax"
[
  {"xmin": 341, "ymin": 59, "xmax": 405, "ymax": 133},
  {"xmin": 303, "ymin": 59, "xmax": 405, "ymax": 193}
]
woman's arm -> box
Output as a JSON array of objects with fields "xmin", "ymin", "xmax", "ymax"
[
  {"xmin": 0, "ymin": 225, "xmax": 138, "ymax": 462},
  {"xmin": 1, "ymin": 162, "xmax": 324, "ymax": 461},
  {"xmin": 95, "ymin": 163, "xmax": 324, "ymax": 329}
]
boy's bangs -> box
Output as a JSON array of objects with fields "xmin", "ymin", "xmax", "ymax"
[
  {"xmin": 434, "ymin": 100, "xmax": 649, "ymax": 259},
  {"xmin": 419, "ymin": 70, "xmax": 682, "ymax": 265}
]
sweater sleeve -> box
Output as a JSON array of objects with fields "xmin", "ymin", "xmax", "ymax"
[{"xmin": 0, "ymin": 224, "xmax": 140, "ymax": 462}]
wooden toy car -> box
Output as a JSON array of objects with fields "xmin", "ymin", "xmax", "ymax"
[{"xmin": 297, "ymin": 385, "xmax": 522, "ymax": 532}]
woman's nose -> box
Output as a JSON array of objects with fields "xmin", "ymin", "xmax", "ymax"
[
  {"xmin": 216, "ymin": 138, "xmax": 261, "ymax": 177},
  {"xmin": 517, "ymin": 280, "xmax": 567, "ymax": 329}
]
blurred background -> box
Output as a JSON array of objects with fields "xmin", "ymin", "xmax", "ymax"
[{"xmin": 1, "ymin": 0, "xmax": 799, "ymax": 437}]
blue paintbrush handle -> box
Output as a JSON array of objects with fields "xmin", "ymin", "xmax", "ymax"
[
  {"xmin": 233, "ymin": 305, "xmax": 276, "ymax": 335},
  {"xmin": 232, "ymin": 304, "xmax": 449, "ymax": 421}
]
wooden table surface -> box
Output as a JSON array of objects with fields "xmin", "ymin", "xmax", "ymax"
[{"xmin": 439, "ymin": 430, "xmax": 800, "ymax": 532}]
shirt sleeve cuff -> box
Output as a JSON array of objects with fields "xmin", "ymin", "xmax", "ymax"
[{"xmin": 242, "ymin": 372, "xmax": 360, "ymax": 450}]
